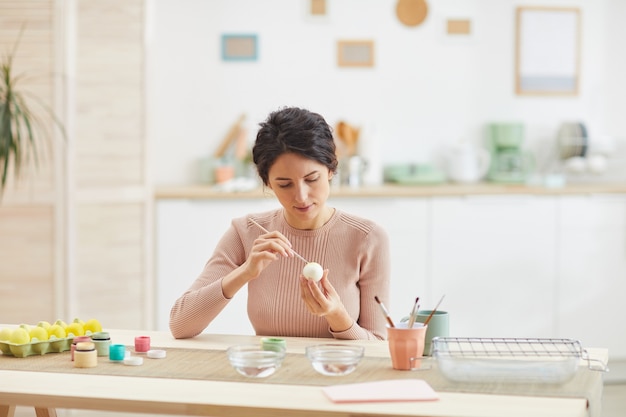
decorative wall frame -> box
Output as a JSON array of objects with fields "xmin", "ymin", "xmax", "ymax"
[
  {"xmin": 439, "ymin": 12, "xmax": 478, "ymax": 44},
  {"xmin": 337, "ymin": 40, "xmax": 375, "ymax": 68},
  {"xmin": 446, "ymin": 18, "xmax": 472, "ymax": 36},
  {"xmin": 221, "ymin": 34, "xmax": 258, "ymax": 61},
  {"xmin": 303, "ymin": 0, "xmax": 330, "ymax": 22},
  {"xmin": 309, "ymin": 0, "xmax": 326, "ymax": 16},
  {"xmin": 515, "ymin": 7, "xmax": 580, "ymax": 96}
]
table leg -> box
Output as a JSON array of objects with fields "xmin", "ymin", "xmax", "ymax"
[
  {"xmin": 35, "ymin": 408, "xmax": 57, "ymax": 417},
  {"xmin": 0, "ymin": 405, "xmax": 15, "ymax": 417}
]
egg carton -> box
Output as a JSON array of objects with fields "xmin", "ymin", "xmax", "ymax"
[{"xmin": 0, "ymin": 336, "xmax": 75, "ymax": 358}]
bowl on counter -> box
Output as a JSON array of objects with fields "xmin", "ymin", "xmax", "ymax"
[
  {"xmin": 226, "ymin": 344, "xmax": 286, "ymax": 378},
  {"xmin": 305, "ymin": 344, "xmax": 364, "ymax": 376}
]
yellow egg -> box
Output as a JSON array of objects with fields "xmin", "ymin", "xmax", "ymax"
[
  {"xmin": 9, "ymin": 327, "xmax": 31, "ymax": 345},
  {"xmin": 29, "ymin": 326, "xmax": 49, "ymax": 342},
  {"xmin": 53, "ymin": 319, "xmax": 68, "ymax": 329},
  {"xmin": 0, "ymin": 328, "xmax": 13, "ymax": 342},
  {"xmin": 47, "ymin": 324, "xmax": 66, "ymax": 339},
  {"xmin": 65, "ymin": 322, "xmax": 85, "ymax": 337},
  {"xmin": 37, "ymin": 321, "xmax": 51, "ymax": 330},
  {"xmin": 83, "ymin": 318, "xmax": 103, "ymax": 334}
]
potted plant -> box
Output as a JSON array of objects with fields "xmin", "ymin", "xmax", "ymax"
[{"xmin": 0, "ymin": 26, "xmax": 65, "ymax": 198}]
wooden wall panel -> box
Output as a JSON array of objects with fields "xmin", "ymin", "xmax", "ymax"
[
  {"xmin": 71, "ymin": 0, "xmax": 148, "ymax": 329},
  {"xmin": 0, "ymin": 1, "xmax": 58, "ymax": 325},
  {"xmin": 0, "ymin": 0, "xmax": 150, "ymax": 331},
  {"xmin": 74, "ymin": 203, "xmax": 144, "ymax": 327},
  {"xmin": 0, "ymin": 0, "xmax": 58, "ymax": 205},
  {"xmin": 74, "ymin": 0, "xmax": 144, "ymax": 187},
  {"xmin": 0, "ymin": 206, "xmax": 55, "ymax": 324}
]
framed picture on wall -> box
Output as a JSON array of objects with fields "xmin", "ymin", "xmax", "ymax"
[
  {"xmin": 337, "ymin": 40, "xmax": 375, "ymax": 67},
  {"xmin": 221, "ymin": 34, "xmax": 258, "ymax": 61},
  {"xmin": 515, "ymin": 7, "xmax": 580, "ymax": 96},
  {"xmin": 303, "ymin": 0, "xmax": 330, "ymax": 22}
]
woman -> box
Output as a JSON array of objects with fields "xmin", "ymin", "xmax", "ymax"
[{"xmin": 169, "ymin": 107, "xmax": 391, "ymax": 340}]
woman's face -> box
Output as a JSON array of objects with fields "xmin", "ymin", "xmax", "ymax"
[{"xmin": 268, "ymin": 152, "xmax": 333, "ymax": 230}]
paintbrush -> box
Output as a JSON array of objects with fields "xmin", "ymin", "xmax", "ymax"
[
  {"xmin": 374, "ymin": 295, "xmax": 395, "ymax": 328},
  {"xmin": 248, "ymin": 218, "xmax": 308, "ymax": 264},
  {"xmin": 407, "ymin": 297, "xmax": 420, "ymax": 329},
  {"xmin": 423, "ymin": 294, "xmax": 446, "ymax": 326}
]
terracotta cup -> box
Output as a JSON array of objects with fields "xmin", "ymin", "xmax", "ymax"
[{"xmin": 387, "ymin": 322, "xmax": 428, "ymax": 370}]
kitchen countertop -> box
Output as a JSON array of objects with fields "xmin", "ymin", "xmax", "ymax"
[{"xmin": 155, "ymin": 182, "xmax": 626, "ymax": 200}]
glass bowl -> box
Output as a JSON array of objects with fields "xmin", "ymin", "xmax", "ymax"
[
  {"xmin": 226, "ymin": 344, "xmax": 286, "ymax": 378},
  {"xmin": 305, "ymin": 344, "xmax": 364, "ymax": 376}
]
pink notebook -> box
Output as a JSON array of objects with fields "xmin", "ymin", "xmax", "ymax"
[{"xmin": 322, "ymin": 379, "xmax": 439, "ymax": 403}]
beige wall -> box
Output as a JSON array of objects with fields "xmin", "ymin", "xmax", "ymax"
[{"xmin": 0, "ymin": 0, "xmax": 151, "ymax": 330}]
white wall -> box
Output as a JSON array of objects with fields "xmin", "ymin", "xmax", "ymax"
[{"xmin": 147, "ymin": 0, "xmax": 625, "ymax": 185}]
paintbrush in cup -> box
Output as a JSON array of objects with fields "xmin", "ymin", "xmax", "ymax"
[
  {"xmin": 407, "ymin": 297, "xmax": 420, "ymax": 328},
  {"xmin": 374, "ymin": 295, "xmax": 395, "ymax": 328},
  {"xmin": 423, "ymin": 294, "xmax": 446, "ymax": 326},
  {"xmin": 248, "ymin": 218, "xmax": 308, "ymax": 264}
]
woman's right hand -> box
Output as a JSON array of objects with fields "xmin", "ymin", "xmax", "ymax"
[{"xmin": 242, "ymin": 231, "xmax": 294, "ymax": 279}]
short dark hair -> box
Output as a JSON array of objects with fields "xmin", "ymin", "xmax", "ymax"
[{"xmin": 253, "ymin": 107, "xmax": 338, "ymax": 185}]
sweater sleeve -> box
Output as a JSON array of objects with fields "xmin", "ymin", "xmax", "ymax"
[{"xmin": 169, "ymin": 222, "xmax": 246, "ymax": 339}]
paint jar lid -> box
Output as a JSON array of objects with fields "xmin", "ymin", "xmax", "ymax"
[
  {"xmin": 147, "ymin": 349, "xmax": 166, "ymax": 359},
  {"xmin": 91, "ymin": 332, "xmax": 110, "ymax": 341},
  {"xmin": 72, "ymin": 336, "xmax": 92, "ymax": 344},
  {"xmin": 75, "ymin": 342, "xmax": 96, "ymax": 351},
  {"xmin": 123, "ymin": 356, "xmax": 143, "ymax": 366}
]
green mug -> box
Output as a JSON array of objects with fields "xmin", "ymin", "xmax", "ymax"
[{"xmin": 413, "ymin": 310, "xmax": 449, "ymax": 356}]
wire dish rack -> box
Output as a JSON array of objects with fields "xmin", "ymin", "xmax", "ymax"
[{"xmin": 431, "ymin": 337, "xmax": 608, "ymax": 384}]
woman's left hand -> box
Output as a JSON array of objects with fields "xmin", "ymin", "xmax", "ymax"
[{"xmin": 299, "ymin": 271, "xmax": 354, "ymax": 332}]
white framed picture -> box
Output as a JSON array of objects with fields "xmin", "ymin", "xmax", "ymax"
[{"xmin": 515, "ymin": 7, "xmax": 580, "ymax": 96}]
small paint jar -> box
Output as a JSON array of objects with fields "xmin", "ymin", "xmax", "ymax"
[
  {"xmin": 91, "ymin": 332, "xmax": 111, "ymax": 357},
  {"xmin": 71, "ymin": 336, "xmax": 92, "ymax": 361},
  {"xmin": 109, "ymin": 343, "xmax": 126, "ymax": 361},
  {"xmin": 134, "ymin": 336, "xmax": 150, "ymax": 353},
  {"xmin": 74, "ymin": 342, "xmax": 97, "ymax": 368},
  {"xmin": 261, "ymin": 337, "xmax": 287, "ymax": 352}
]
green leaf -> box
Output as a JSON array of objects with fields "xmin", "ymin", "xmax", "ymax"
[{"xmin": 0, "ymin": 23, "xmax": 66, "ymax": 198}]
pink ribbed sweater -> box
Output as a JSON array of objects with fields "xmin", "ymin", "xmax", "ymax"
[{"xmin": 169, "ymin": 208, "xmax": 391, "ymax": 340}]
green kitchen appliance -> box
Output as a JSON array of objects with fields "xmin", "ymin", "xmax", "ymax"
[{"xmin": 486, "ymin": 123, "xmax": 534, "ymax": 183}]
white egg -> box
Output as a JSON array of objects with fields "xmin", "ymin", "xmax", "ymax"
[{"xmin": 302, "ymin": 262, "xmax": 324, "ymax": 282}]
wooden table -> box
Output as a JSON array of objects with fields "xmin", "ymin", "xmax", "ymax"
[{"xmin": 0, "ymin": 328, "xmax": 606, "ymax": 417}]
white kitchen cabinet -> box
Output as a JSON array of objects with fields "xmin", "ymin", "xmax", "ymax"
[
  {"xmin": 556, "ymin": 194, "xmax": 626, "ymax": 358},
  {"xmin": 429, "ymin": 195, "xmax": 558, "ymax": 339},
  {"xmin": 329, "ymin": 197, "xmax": 430, "ymax": 321}
]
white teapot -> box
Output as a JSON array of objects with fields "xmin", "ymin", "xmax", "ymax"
[{"xmin": 446, "ymin": 143, "xmax": 490, "ymax": 183}]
